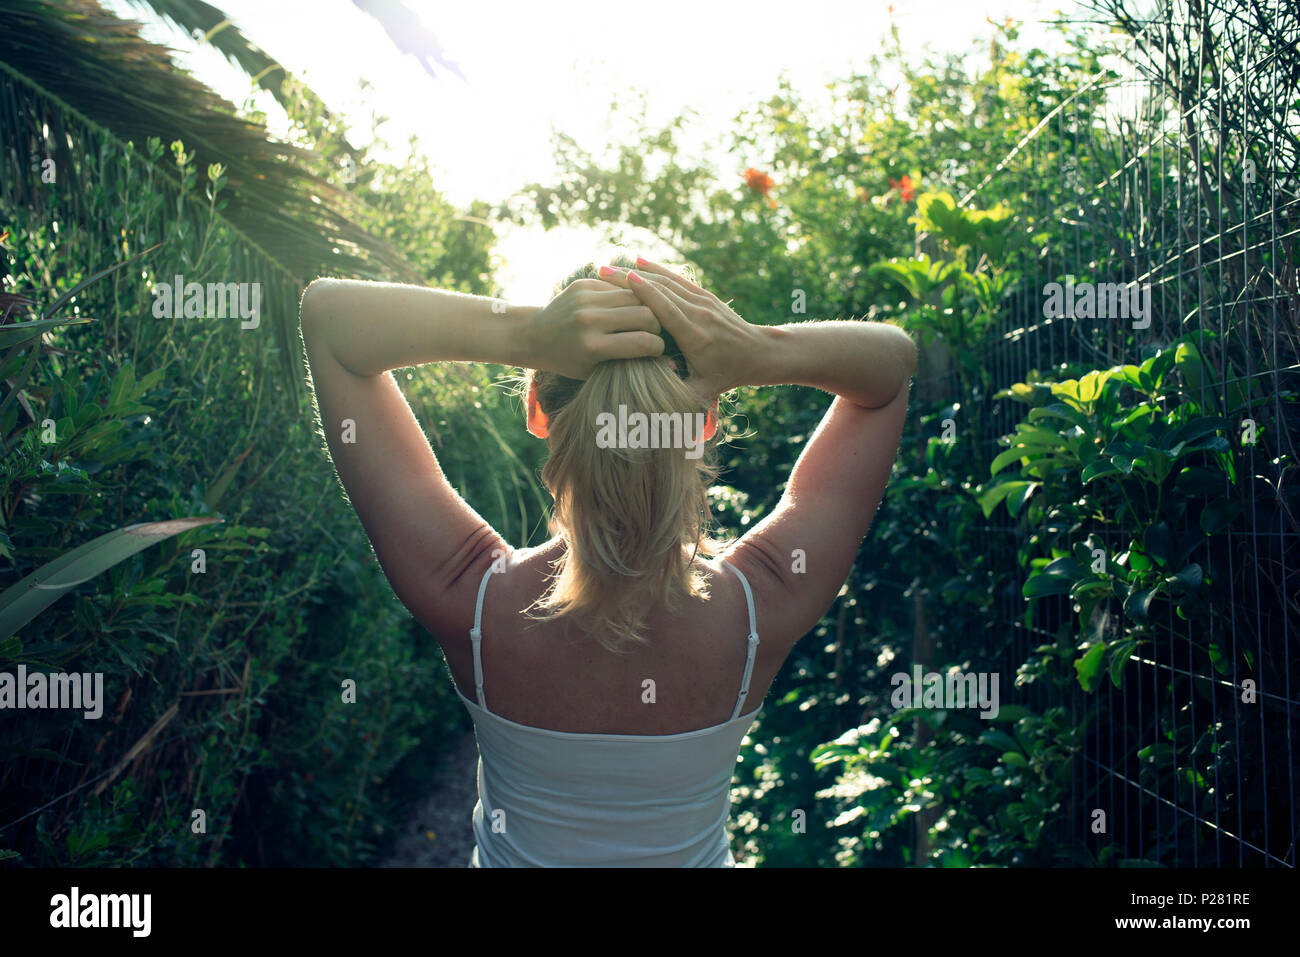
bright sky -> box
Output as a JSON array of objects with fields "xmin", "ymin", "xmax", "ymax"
[{"xmin": 104, "ymin": 0, "xmax": 1078, "ymax": 301}]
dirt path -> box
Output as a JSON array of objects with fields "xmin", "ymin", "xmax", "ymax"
[{"xmin": 381, "ymin": 730, "xmax": 479, "ymax": 867}]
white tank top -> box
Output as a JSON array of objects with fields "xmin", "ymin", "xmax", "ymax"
[{"xmin": 455, "ymin": 560, "xmax": 763, "ymax": 867}]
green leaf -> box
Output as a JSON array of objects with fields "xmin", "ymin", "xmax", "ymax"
[
  {"xmin": 984, "ymin": 705, "xmax": 1033, "ymax": 723},
  {"xmin": 1070, "ymin": 578, "xmax": 1111, "ymax": 601},
  {"xmin": 1082, "ymin": 459, "xmax": 1123, "ymax": 482},
  {"xmin": 1112, "ymin": 364, "xmax": 1144, "ymax": 390},
  {"xmin": 1183, "ymin": 436, "xmax": 1231, "ymax": 454},
  {"xmin": 0, "ymin": 316, "xmax": 97, "ymax": 349},
  {"xmin": 0, "ymin": 516, "xmax": 223, "ymax": 639},
  {"xmin": 1075, "ymin": 641, "xmax": 1106, "ymax": 692},
  {"xmin": 1006, "ymin": 481, "xmax": 1039, "ymax": 517},
  {"xmin": 1200, "ymin": 498, "xmax": 1241, "ymax": 535},
  {"xmin": 990, "ymin": 447, "xmax": 1031, "ymax": 475},
  {"xmin": 1109, "ymin": 639, "xmax": 1138, "ymax": 687},
  {"xmin": 1023, "ymin": 572, "xmax": 1075, "ymax": 598},
  {"xmin": 1029, "ymin": 402, "xmax": 1093, "ymax": 434},
  {"xmin": 1174, "ymin": 340, "xmax": 1207, "ymax": 393},
  {"xmin": 978, "ymin": 480, "xmax": 1029, "ymax": 517},
  {"xmin": 1141, "ymin": 349, "xmax": 1178, "ymax": 391},
  {"xmin": 1208, "ymin": 643, "xmax": 1233, "ymax": 677},
  {"xmin": 1123, "ymin": 586, "xmax": 1156, "ymax": 623},
  {"xmin": 1002, "ymin": 751, "xmax": 1030, "ymax": 769},
  {"xmin": 1165, "ymin": 416, "xmax": 1228, "ymax": 450},
  {"xmin": 1166, "ymin": 563, "xmax": 1203, "ymax": 590},
  {"xmin": 204, "ymin": 445, "xmax": 254, "ymax": 510},
  {"xmin": 979, "ymin": 729, "xmax": 1021, "ymax": 753},
  {"xmin": 1076, "ymin": 370, "xmax": 1105, "ymax": 403}
]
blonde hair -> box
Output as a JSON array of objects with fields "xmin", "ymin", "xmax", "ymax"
[{"xmin": 514, "ymin": 255, "xmax": 733, "ymax": 654}]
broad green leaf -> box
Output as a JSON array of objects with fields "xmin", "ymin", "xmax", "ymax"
[
  {"xmin": 990, "ymin": 447, "xmax": 1031, "ymax": 475},
  {"xmin": 1029, "ymin": 402, "xmax": 1093, "ymax": 434},
  {"xmin": 979, "ymin": 480, "xmax": 1029, "ymax": 517},
  {"xmin": 1076, "ymin": 370, "xmax": 1105, "ymax": 403},
  {"xmin": 1174, "ymin": 340, "xmax": 1207, "ymax": 393},
  {"xmin": 1112, "ymin": 364, "xmax": 1144, "ymax": 390},
  {"xmin": 1208, "ymin": 643, "xmax": 1233, "ymax": 677},
  {"xmin": 1023, "ymin": 572, "xmax": 1075, "ymax": 598},
  {"xmin": 0, "ymin": 517, "xmax": 222, "ymax": 638},
  {"xmin": 1165, "ymin": 416, "xmax": 1227, "ymax": 450},
  {"xmin": 1075, "ymin": 641, "xmax": 1106, "ymax": 692},
  {"xmin": 1166, "ymin": 563, "xmax": 1203, "ymax": 590},
  {"xmin": 1123, "ymin": 585, "xmax": 1156, "ymax": 623},
  {"xmin": 1200, "ymin": 498, "xmax": 1241, "ymax": 535},
  {"xmin": 1070, "ymin": 578, "xmax": 1110, "ymax": 601},
  {"xmin": 0, "ymin": 316, "xmax": 96, "ymax": 349},
  {"xmin": 979, "ymin": 729, "xmax": 1021, "ymax": 753},
  {"xmin": 985, "ymin": 705, "xmax": 1033, "ymax": 723},
  {"xmin": 1006, "ymin": 481, "xmax": 1039, "ymax": 517},
  {"xmin": 1082, "ymin": 459, "xmax": 1123, "ymax": 482},
  {"xmin": 1109, "ymin": 639, "xmax": 1138, "ymax": 687}
]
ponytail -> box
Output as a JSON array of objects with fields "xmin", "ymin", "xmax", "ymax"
[{"xmin": 516, "ymin": 258, "xmax": 731, "ymax": 653}]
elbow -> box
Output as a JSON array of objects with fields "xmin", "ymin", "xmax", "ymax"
[
  {"xmin": 299, "ymin": 277, "xmax": 337, "ymax": 333},
  {"xmin": 897, "ymin": 329, "xmax": 919, "ymax": 379}
]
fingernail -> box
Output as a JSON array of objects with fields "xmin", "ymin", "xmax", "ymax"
[
  {"xmin": 598, "ymin": 265, "xmax": 617, "ymax": 278},
  {"xmin": 635, "ymin": 256, "xmax": 649, "ymax": 267},
  {"xmin": 628, "ymin": 271, "xmax": 645, "ymax": 284}
]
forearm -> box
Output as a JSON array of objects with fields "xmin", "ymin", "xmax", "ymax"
[
  {"xmin": 744, "ymin": 320, "xmax": 917, "ymax": 409},
  {"xmin": 299, "ymin": 278, "xmax": 539, "ymax": 376}
]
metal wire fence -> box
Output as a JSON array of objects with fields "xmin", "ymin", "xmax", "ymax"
[{"xmin": 965, "ymin": 0, "xmax": 1297, "ymax": 866}]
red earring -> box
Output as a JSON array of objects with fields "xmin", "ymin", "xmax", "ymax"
[
  {"xmin": 532, "ymin": 406, "xmax": 550, "ymax": 438},
  {"xmin": 528, "ymin": 383, "xmax": 550, "ymax": 438}
]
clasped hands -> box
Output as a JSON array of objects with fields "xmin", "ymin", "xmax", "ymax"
[{"xmin": 525, "ymin": 257, "xmax": 739, "ymax": 407}]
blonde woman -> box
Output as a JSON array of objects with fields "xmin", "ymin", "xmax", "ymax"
[{"xmin": 299, "ymin": 254, "xmax": 916, "ymax": 867}]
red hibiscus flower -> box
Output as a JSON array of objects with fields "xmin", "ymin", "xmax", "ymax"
[
  {"xmin": 744, "ymin": 167, "xmax": 774, "ymax": 197},
  {"xmin": 889, "ymin": 174, "xmax": 917, "ymax": 202}
]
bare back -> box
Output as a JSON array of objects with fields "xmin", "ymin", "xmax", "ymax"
[
  {"xmin": 436, "ymin": 386, "xmax": 910, "ymax": 736},
  {"xmin": 441, "ymin": 541, "xmax": 780, "ymax": 735}
]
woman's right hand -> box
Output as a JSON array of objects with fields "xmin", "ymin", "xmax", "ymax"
[{"xmin": 597, "ymin": 258, "xmax": 767, "ymax": 405}]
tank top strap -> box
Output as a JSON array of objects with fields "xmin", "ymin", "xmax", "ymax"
[
  {"xmin": 469, "ymin": 562, "xmax": 496, "ymax": 710},
  {"xmin": 723, "ymin": 561, "xmax": 761, "ymax": 720}
]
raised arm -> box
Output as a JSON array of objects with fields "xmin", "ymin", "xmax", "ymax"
[
  {"xmin": 298, "ymin": 276, "xmax": 665, "ymax": 637},
  {"xmin": 726, "ymin": 322, "xmax": 915, "ymax": 646}
]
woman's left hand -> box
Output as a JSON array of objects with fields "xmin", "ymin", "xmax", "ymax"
[{"xmin": 525, "ymin": 278, "xmax": 665, "ymax": 379}]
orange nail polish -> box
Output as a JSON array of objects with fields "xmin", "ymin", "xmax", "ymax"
[{"xmin": 628, "ymin": 271, "xmax": 645, "ymax": 284}]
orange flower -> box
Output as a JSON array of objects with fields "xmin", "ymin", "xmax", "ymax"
[
  {"xmin": 889, "ymin": 174, "xmax": 917, "ymax": 202},
  {"xmin": 744, "ymin": 167, "xmax": 774, "ymax": 197}
]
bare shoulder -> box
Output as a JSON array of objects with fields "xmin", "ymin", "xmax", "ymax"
[{"xmin": 705, "ymin": 549, "xmax": 801, "ymax": 659}]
